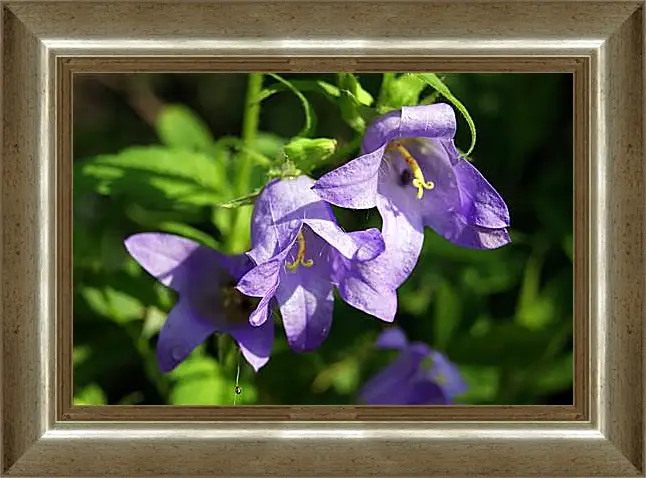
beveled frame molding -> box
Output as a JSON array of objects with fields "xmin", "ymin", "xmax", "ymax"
[{"xmin": 1, "ymin": 1, "xmax": 643, "ymax": 476}]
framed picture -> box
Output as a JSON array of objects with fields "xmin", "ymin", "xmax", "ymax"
[{"xmin": 1, "ymin": 1, "xmax": 643, "ymax": 476}]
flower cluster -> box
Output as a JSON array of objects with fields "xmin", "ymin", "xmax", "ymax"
[{"xmin": 125, "ymin": 102, "xmax": 510, "ymax": 404}]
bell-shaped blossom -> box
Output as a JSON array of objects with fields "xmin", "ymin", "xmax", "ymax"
[
  {"xmin": 358, "ymin": 327, "xmax": 467, "ymax": 405},
  {"xmin": 236, "ymin": 175, "xmax": 397, "ymax": 353},
  {"xmin": 124, "ymin": 233, "xmax": 274, "ymax": 372},
  {"xmin": 313, "ymin": 103, "xmax": 511, "ymax": 288}
]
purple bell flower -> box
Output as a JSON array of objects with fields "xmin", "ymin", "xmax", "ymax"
[
  {"xmin": 359, "ymin": 327, "xmax": 467, "ymax": 405},
  {"xmin": 235, "ymin": 175, "xmax": 398, "ymax": 353},
  {"xmin": 124, "ymin": 233, "xmax": 274, "ymax": 372},
  {"xmin": 313, "ymin": 103, "xmax": 511, "ymax": 288}
]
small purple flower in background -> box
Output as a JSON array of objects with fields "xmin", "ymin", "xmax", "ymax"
[
  {"xmin": 313, "ymin": 103, "xmax": 511, "ymax": 286},
  {"xmin": 125, "ymin": 233, "xmax": 274, "ymax": 372},
  {"xmin": 358, "ymin": 327, "xmax": 467, "ymax": 405},
  {"xmin": 236, "ymin": 175, "xmax": 398, "ymax": 353}
]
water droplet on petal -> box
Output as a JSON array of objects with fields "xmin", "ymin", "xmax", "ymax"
[{"xmin": 171, "ymin": 345, "xmax": 184, "ymax": 362}]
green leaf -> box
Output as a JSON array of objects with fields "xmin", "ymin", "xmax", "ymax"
[
  {"xmin": 263, "ymin": 74, "xmax": 316, "ymax": 138},
  {"xmin": 433, "ymin": 280, "xmax": 462, "ymax": 350},
  {"xmin": 251, "ymin": 132, "xmax": 287, "ymax": 159},
  {"xmin": 311, "ymin": 358, "xmax": 360, "ymax": 395},
  {"xmin": 156, "ymin": 104, "xmax": 214, "ymax": 152},
  {"xmin": 282, "ymin": 137, "xmax": 337, "ymax": 174},
  {"xmin": 73, "ymin": 345, "xmax": 91, "ymax": 367},
  {"xmin": 337, "ymin": 73, "xmax": 374, "ymax": 106},
  {"xmin": 80, "ymin": 286, "xmax": 144, "ymax": 324},
  {"xmin": 377, "ymin": 73, "xmax": 428, "ymax": 109},
  {"xmin": 454, "ymin": 366, "xmax": 500, "ymax": 404},
  {"xmin": 169, "ymin": 354, "xmax": 229, "ymax": 405},
  {"xmin": 141, "ymin": 306, "xmax": 167, "ymax": 340},
  {"xmin": 124, "ymin": 207, "xmax": 220, "ymax": 248},
  {"xmin": 74, "ymin": 384, "xmax": 107, "ymax": 405},
  {"xmin": 415, "ymin": 73, "xmax": 477, "ymax": 156},
  {"xmin": 168, "ymin": 349, "xmax": 259, "ymax": 405},
  {"xmin": 158, "ymin": 222, "xmax": 219, "ymax": 248},
  {"xmin": 336, "ymin": 73, "xmax": 375, "ymax": 132},
  {"xmin": 78, "ymin": 146, "xmax": 228, "ymax": 207},
  {"xmin": 515, "ymin": 250, "xmax": 555, "ymax": 331}
]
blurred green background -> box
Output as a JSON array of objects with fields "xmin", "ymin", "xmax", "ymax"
[{"xmin": 73, "ymin": 73, "xmax": 573, "ymax": 406}]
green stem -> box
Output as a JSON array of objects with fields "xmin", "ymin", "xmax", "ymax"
[
  {"xmin": 237, "ymin": 73, "xmax": 264, "ymax": 193},
  {"xmin": 227, "ymin": 73, "xmax": 264, "ymax": 253}
]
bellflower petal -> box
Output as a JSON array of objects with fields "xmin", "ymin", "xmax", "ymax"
[
  {"xmin": 125, "ymin": 233, "xmax": 274, "ymax": 372},
  {"xmin": 249, "ymin": 175, "xmax": 360, "ymax": 264},
  {"xmin": 124, "ymin": 233, "xmax": 212, "ymax": 292},
  {"xmin": 415, "ymin": 139, "xmax": 511, "ymax": 248},
  {"xmin": 229, "ymin": 320, "xmax": 275, "ymax": 372},
  {"xmin": 155, "ymin": 300, "xmax": 220, "ymax": 373},
  {"xmin": 375, "ymin": 176, "xmax": 426, "ymax": 289},
  {"xmin": 375, "ymin": 327, "xmax": 409, "ymax": 350},
  {"xmin": 407, "ymin": 381, "xmax": 449, "ymax": 405},
  {"xmin": 453, "ymin": 156, "xmax": 511, "ymax": 228},
  {"xmin": 358, "ymin": 348, "xmax": 427, "ymax": 405},
  {"xmin": 313, "ymin": 103, "xmax": 511, "ymax": 288},
  {"xmin": 330, "ymin": 228, "xmax": 397, "ymax": 322},
  {"xmin": 236, "ymin": 255, "xmax": 287, "ymax": 326},
  {"xmin": 358, "ymin": 327, "xmax": 466, "ymax": 405},
  {"xmin": 239, "ymin": 175, "xmax": 394, "ymax": 353},
  {"xmin": 311, "ymin": 144, "xmax": 387, "ymax": 209},
  {"xmin": 275, "ymin": 231, "xmax": 335, "ymax": 352},
  {"xmin": 424, "ymin": 350, "xmax": 469, "ymax": 399},
  {"xmin": 362, "ymin": 104, "xmax": 457, "ymax": 152}
]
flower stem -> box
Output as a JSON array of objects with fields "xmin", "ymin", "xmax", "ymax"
[
  {"xmin": 227, "ymin": 73, "xmax": 264, "ymax": 253},
  {"xmin": 238, "ymin": 72, "xmax": 264, "ymax": 193}
]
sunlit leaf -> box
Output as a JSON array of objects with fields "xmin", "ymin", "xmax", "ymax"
[
  {"xmin": 141, "ymin": 306, "xmax": 167, "ymax": 339},
  {"xmin": 78, "ymin": 146, "xmax": 228, "ymax": 207},
  {"xmin": 74, "ymin": 384, "xmax": 107, "ymax": 405},
  {"xmin": 81, "ymin": 286, "xmax": 144, "ymax": 324},
  {"xmin": 337, "ymin": 73, "xmax": 375, "ymax": 132},
  {"xmin": 337, "ymin": 73, "xmax": 374, "ymax": 106},
  {"xmin": 250, "ymin": 132, "xmax": 287, "ymax": 159},
  {"xmin": 454, "ymin": 365, "xmax": 500, "ymax": 404},
  {"xmin": 169, "ymin": 354, "xmax": 229, "ymax": 405},
  {"xmin": 156, "ymin": 104, "xmax": 215, "ymax": 152},
  {"xmin": 311, "ymin": 358, "xmax": 359, "ymax": 395},
  {"xmin": 515, "ymin": 250, "xmax": 555, "ymax": 331},
  {"xmin": 377, "ymin": 73, "xmax": 427, "ymax": 110}
]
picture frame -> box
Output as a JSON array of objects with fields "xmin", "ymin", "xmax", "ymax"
[{"xmin": 1, "ymin": 0, "xmax": 643, "ymax": 475}]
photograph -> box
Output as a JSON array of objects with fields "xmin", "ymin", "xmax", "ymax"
[{"xmin": 72, "ymin": 72, "xmax": 574, "ymax": 406}]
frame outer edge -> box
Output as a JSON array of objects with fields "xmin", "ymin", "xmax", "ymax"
[
  {"xmin": 0, "ymin": 0, "xmax": 644, "ymax": 476},
  {"xmin": 595, "ymin": 5, "xmax": 644, "ymax": 473}
]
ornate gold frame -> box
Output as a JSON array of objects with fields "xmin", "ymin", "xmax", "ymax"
[{"xmin": 1, "ymin": 1, "xmax": 643, "ymax": 475}]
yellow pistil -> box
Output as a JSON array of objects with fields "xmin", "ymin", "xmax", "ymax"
[
  {"xmin": 285, "ymin": 231, "xmax": 314, "ymax": 272},
  {"xmin": 388, "ymin": 140, "xmax": 435, "ymax": 199}
]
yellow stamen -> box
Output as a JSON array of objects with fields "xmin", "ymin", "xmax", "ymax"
[
  {"xmin": 285, "ymin": 231, "xmax": 314, "ymax": 272},
  {"xmin": 387, "ymin": 140, "xmax": 435, "ymax": 199}
]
